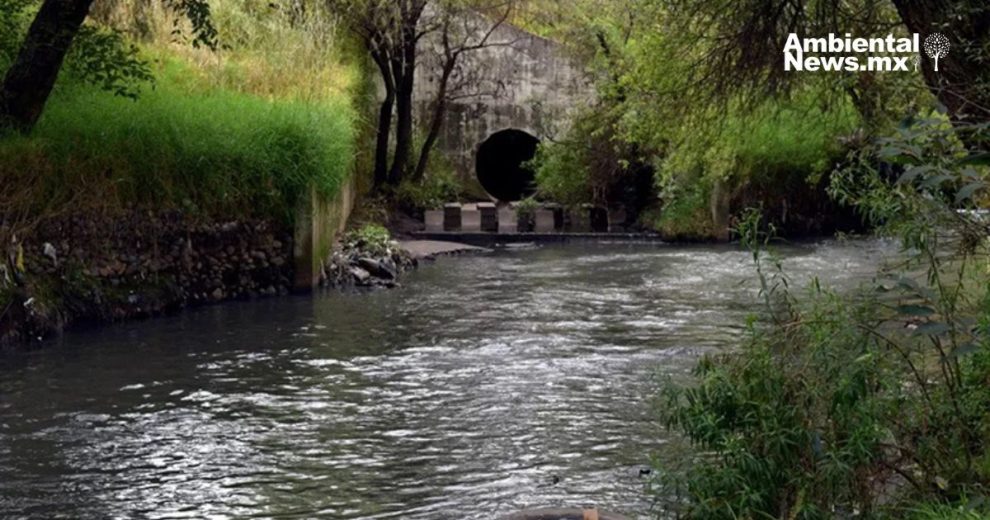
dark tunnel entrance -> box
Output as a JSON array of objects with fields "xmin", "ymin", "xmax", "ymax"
[{"xmin": 475, "ymin": 129, "xmax": 539, "ymax": 202}]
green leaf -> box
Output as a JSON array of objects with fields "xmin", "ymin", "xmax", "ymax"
[
  {"xmin": 897, "ymin": 165, "xmax": 931, "ymax": 184},
  {"xmin": 897, "ymin": 304, "xmax": 935, "ymax": 316},
  {"xmin": 914, "ymin": 322, "xmax": 951, "ymax": 336},
  {"xmin": 960, "ymin": 167, "xmax": 981, "ymax": 180},
  {"xmin": 950, "ymin": 343, "xmax": 981, "ymax": 358},
  {"xmin": 958, "ymin": 152, "xmax": 990, "ymax": 166},
  {"xmin": 879, "ymin": 146, "xmax": 905, "ymax": 158},
  {"xmin": 921, "ymin": 174, "xmax": 953, "ymax": 188},
  {"xmin": 879, "ymin": 146, "xmax": 917, "ymax": 165},
  {"xmin": 955, "ymin": 182, "xmax": 985, "ymax": 203}
]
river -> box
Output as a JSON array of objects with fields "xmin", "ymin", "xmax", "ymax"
[{"xmin": 0, "ymin": 240, "xmax": 894, "ymax": 519}]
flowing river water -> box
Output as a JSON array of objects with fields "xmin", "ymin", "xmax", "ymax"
[{"xmin": 0, "ymin": 240, "xmax": 895, "ymax": 519}]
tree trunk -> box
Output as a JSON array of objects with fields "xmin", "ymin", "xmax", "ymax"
[
  {"xmin": 370, "ymin": 50, "xmax": 395, "ymax": 188},
  {"xmin": 389, "ymin": 46, "xmax": 416, "ymax": 186},
  {"xmin": 0, "ymin": 0, "xmax": 95, "ymax": 133},
  {"xmin": 891, "ymin": 0, "xmax": 990, "ymax": 123},
  {"xmin": 412, "ymin": 62, "xmax": 454, "ymax": 182},
  {"xmin": 386, "ymin": 0, "xmax": 426, "ymax": 186}
]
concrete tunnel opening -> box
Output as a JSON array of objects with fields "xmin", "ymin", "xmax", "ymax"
[{"xmin": 475, "ymin": 129, "xmax": 540, "ymax": 202}]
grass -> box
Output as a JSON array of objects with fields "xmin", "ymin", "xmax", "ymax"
[
  {"xmin": 91, "ymin": 0, "xmax": 358, "ymax": 103},
  {"xmin": 0, "ymin": 0, "xmax": 362, "ymax": 223},
  {"xmin": 0, "ymin": 70, "xmax": 355, "ymax": 220}
]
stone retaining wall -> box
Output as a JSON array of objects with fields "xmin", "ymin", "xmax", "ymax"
[
  {"xmin": 1, "ymin": 210, "xmax": 295, "ymax": 344},
  {"xmin": 1, "ymin": 179, "xmax": 358, "ymax": 346}
]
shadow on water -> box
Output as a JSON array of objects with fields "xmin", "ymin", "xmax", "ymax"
[{"xmin": 0, "ymin": 240, "xmax": 895, "ymax": 518}]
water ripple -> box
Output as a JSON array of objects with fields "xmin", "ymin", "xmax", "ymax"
[{"xmin": 0, "ymin": 240, "xmax": 893, "ymax": 518}]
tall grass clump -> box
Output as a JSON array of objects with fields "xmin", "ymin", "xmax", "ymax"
[
  {"xmin": 90, "ymin": 0, "xmax": 357, "ymax": 103},
  {"xmin": 1, "ymin": 0, "xmax": 362, "ymax": 225},
  {"xmin": 0, "ymin": 71, "xmax": 355, "ymax": 220}
]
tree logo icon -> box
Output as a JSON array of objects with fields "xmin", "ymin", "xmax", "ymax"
[{"xmin": 923, "ymin": 33, "xmax": 950, "ymax": 72}]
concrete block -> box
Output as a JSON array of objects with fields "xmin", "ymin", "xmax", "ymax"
[
  {"xmin": 461, "ymin": 209, "xmax": 482, "ymax": 232},
  {"xmin": 498, "ymin": 208, "xmax": 517, "ymax": 234},
  {"xmin": 568, "ymin": 205, "xmax": 592, "ymax": 232},
  {"xmin": 443, "ymin": 203, "xmax": 462, "ymax": 231},
  {"xmin": 608, "ymin": 209, "xmax": 627, "ymax": 232},
  {"xmin": 293, "ymin": 179, "xmax": 356, "ymax": 291},
  {"xmin": 478, "ymin": 202, "xmax": 498, "ymax": 232},
  {"xmin": 544, "ymin": 203, "xmax": 564, "ymax": 229},
  {"xmin": 534, "ymin": 209, "xmax": 556, "ymax": 232},
  {"xmin": 590, "ymin": 206, "xmax": 609, "ymax": 232},
  {"xmin": 424, "ymin": 210, "xmax": 444, "ymax": 232}
]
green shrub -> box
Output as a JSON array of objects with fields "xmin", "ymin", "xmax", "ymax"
[
  {"xmin": 906, "ymin": 502, "xmax": 990, "ymax": 520},
  {"xmin": 394, "ymin": 169, "xmax": 461, "ymax": 212},
  {"xmin": 343, "ymin": 224, "xmax": 392, "ymax": 257},
  {"xmin": 531, "ymin": 106, "xmax": 645, "ymax": 210},
  {"xmin": 656, "ymin": 120, "xmax": 990, "ymax": 518},
  {"xmin": 531, "ymin": 138, "xmax": 593, "ymax": 205},
  {"xmin": 652, "ymin": 181, "xmax": 714, "ymax": 240}
]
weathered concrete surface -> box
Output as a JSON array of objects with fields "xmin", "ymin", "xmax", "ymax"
[
  {"xmin": 293, "ymin": 177, "xmax": 357, "ymax": 291},
  {"xmin": 414, "ymin": 15, "xmax": 594, "ymax": 193},
  {"xmin": 398, "ymin": 240, "xmax": 492, "ymax": 260}
]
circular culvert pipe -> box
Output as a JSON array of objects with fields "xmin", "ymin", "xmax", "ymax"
[{"xmin": 475, "ymin": 128, "xmax": 540, "ymax": 202}]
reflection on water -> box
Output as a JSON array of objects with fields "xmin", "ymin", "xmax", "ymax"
[{"xmin": 0, "ymin": 240, "xmax": 893, "ymax": 518}]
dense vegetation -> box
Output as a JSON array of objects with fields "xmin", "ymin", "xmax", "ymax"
[
  {"xmin": 516, "ymin": 0, "xmax": 945, "ymax": 239},
  {"xmin": 655, "ymin": 118, "xmax": 990, "ymax": 519},
  {"xmin": 1, "ymin": 0, "xmax": 360, "ymax": 229},
  {"xmin": 516, "ymin": 0, "xmax": 990, "ymax": 516}
]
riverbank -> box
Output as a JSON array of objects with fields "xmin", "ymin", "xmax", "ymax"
[{"xmin": 0, "ymin": 216, "xmax": 492, "ymax": 348}]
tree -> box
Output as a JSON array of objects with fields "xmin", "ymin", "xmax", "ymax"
[
  {"xmin": 330, "ymin": 0, "xmax": 423, "ymax": 186},
  {"xmin": 411, "ymin": 0, "xmax": 516, "ymax": 182},
  {"xmin": 669, "ymin": 0, "xmax": 990, "ymax": 125},
  {"xmin": 0, "ymin": 0, "xmax": 216, "ymax": 134},
  {"xmin": 331, "ymin": 0, "xmax": 516, "ymax": 189}
]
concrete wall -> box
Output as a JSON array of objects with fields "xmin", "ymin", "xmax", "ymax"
[
  {"xmin": 293, "ymin": 177, "xmax": 357, "ymax": 290},
  {"xmin": 413, "ymin": 15, "xmax": 594, "ymax": 191}
]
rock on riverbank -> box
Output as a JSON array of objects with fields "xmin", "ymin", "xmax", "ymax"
[
  {"xmin": 318, "ymin": 239, "xmax": 489, "ymax": 289},
  {"xmin": 320, "ymin": 245, "xmax": 417, "ymax": 289}
]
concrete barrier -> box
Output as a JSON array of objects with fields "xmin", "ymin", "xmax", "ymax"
[
  {"xmin": 568, "ymin": 205, "xmax": 592, "ymax": 232},
  {"xmin": 479, "ymin": 202, "xmax": 498, "ymax": 232},
  {"xmin": 462, "ymin": 206, "xmax": 482, "ymax": 232},
  {"xmin": 608, "ymin": 209, "xmax": 627, "ymax": 232},
  {"xmin": 498, "ymin": 207, "xmax": 518, "ymax": 234},
  {"xmin": 444, "ymin": 203, "xmax": 462, "ymax": 231},
  {"xmin": 424, "ymin": 210, "xmax": 445, "ymax": 232},
  {"xmin": 293, "ymin": 178, "xmax": 356, "ymax": 291},
  {"xmin": 534, "ymin": 209, "xmax": 556, "ymax": 232}
]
